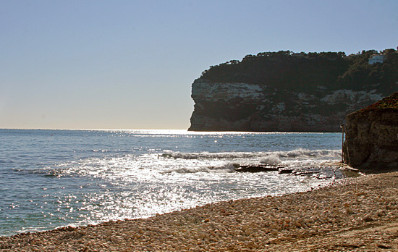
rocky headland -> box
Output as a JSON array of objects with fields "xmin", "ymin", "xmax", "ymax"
[
  {"xmin": 189, "ymin": 50, "xmax": 398, "ymax": 132},
  {"xmin": 189, "ymin": 79, "xmax": 384, "ymax": 132},
  {"xmin": 343, "ymin": 92, "xmax": 398, "ymax": 170}
]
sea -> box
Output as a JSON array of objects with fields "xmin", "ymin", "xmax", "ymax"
[{"xmin": 0, "ymin": 129, "xmax": 344, "ymax": 236}]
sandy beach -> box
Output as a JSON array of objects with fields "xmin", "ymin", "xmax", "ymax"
[{"xmin": 1, "ymin": 170, "xmax": 397, "ymax": 251}]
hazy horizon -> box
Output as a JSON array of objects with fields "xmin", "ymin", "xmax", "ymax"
[{"xmin": 1, "ymin": 0, "xmax": 397, "ymax": 130}]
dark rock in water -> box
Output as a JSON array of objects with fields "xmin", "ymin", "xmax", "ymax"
[
  {"xmin": 235, "ymin": 165, "xmax": 281, "ymax": 173},
  {"xmin": 292, "ymin": 167, "xmax": 322, "ymax": 176},
  {"xmin": 278, "ymin": 168, "xmax": 294, "ymax": 174},
  {"xmin": 293, "ymin": 170, "xmax": 319, "ymax": 176},
  {"xmin": 343, "ymin": 92, "xmax": 398, "ymax": 170}
]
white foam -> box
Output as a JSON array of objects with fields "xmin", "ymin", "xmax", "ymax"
[
  {"xmin": 260, "ymin": 154, "xmax": 281, "ymax": 165},
  {"xmin": 153, "ymin": 149, "xmax": 341, "ymax": 175},
  {"xmin": 161, "ymin": 150, "xmax": 260, "ymax": 160},
  {"xmin": 161, "ymin": 149, "xmax": 340, "ymax": 161}
]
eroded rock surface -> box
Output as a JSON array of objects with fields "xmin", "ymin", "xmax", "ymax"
[{"xmin": 343, "ymin": 92, "xmax": 398, "ymax": 169}]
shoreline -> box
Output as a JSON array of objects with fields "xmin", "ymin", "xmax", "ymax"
[{"xmin": 1, "ymin": 170, "xmax": 397, "ymax": 251}]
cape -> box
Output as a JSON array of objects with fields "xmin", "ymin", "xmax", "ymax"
[{"xmin": 189, "ymin": 49, "xmax": 398, "ymax": 132}]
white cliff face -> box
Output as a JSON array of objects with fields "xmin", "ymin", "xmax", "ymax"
[
  {"xmin": 191, "ymin": 79, "xmax": 265, "ymax": 102},
  {"xmin": 297, "ymin": 92, "xmax": 316, "ymax": 101},
  {"xmin": 272, "ymin": 102, "xmax": 285, "ymax": 113},
  {"xmin": 321, "ymin": 89, "xmax": 383, "ymax": 105},
  {"xmin": 189, "ymin": 79, "xmax": 388, "ymax": 132}
]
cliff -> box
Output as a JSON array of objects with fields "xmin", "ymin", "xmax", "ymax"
[
  {"xmin": 189, "ymin": 50, "xmax": 398, "ymax": 132},
  {"xmin": 343, "ymin": 92, "xmax": 398, "ymax": 169}
]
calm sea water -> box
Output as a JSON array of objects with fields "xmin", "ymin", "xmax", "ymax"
[{"xmin": 0, "ymin": 129, "xmax": 343, "ymax": 236}]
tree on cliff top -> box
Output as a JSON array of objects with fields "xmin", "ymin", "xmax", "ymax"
[{"xmin": 200, "ymin": 49, "xmax": 397, "ymax": 95}]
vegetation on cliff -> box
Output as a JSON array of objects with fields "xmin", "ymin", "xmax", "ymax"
[
  {"xmin": 190, "ymin": 48, "xmax": 397, "ymax": 132},
  {"xmin": 359, "ymin": 92, "xmax": 398, "ymax": 112},
  {"xmin": 200, "ymin": 49, "xmax": 398, "ymax": 95}
]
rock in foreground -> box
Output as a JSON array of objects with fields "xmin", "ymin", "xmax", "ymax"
[{"xmin": 343, "ymin": 92, "xmax": 398, "ymax": 169}]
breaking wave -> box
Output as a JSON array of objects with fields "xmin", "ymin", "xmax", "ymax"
[{"xmin": 161, "ymin": 148, "xmax": 340, "ymax": 160}]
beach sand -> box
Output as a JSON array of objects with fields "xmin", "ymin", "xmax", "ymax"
[{"xmin": 1, "ymin": 170, "xmax": 397, "ymax": 251}]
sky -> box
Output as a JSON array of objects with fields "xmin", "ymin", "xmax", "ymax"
[{"xmin": 0, "ymin": 0, "xmax": 397, "ymax": 130}]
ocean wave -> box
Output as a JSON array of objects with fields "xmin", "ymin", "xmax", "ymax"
[
  {"xmin": 259, "ymin": 154, "xmax": 281, "ymax": 165},
  {"xmin": 160, "ymin": 148, "xmax": 340, "ymax": 161},
  {"xmin": 161, "ymin": 163, "xmax": 238, "ymax": 174},
  {"xmin": 156, "ymin": 149, "xmax": 341, "ymax": 175}
]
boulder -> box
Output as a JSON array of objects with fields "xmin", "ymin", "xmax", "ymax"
[{"xmin": 343, "ymin": 92, "xmax": 398, "ymax": 170}]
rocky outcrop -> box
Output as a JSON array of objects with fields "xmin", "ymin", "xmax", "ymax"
[
  {"xmin": 189, "ymin": 78, "xmax": 384, "ymax": 132},
  {"xmin": 343, "ymin": 92, "xmax": 398, "ymax": 169}
]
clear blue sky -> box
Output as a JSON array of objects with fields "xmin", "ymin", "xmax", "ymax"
[{"xmin": 1, "ymin": 0, "xmax": 397, "ymax": 129}]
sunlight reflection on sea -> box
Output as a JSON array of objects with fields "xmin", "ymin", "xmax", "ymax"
[{"xmin": 0, "ymin": 129, "xmax": 342, "ymax": 236}]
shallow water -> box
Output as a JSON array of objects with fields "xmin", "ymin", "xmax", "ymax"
[{"xmin": 0, "ymin": 129, "xmax": 342, "ymax": 236}]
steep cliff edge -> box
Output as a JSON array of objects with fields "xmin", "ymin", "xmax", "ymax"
[
  {"xmin": 343, "ymin": 92, "xmax": 398, "ymax": 169},
  {"xmin": 189, "ymin": 50, "xmax": 398, "ymax": 132},
  {"xmin": 189, "ymin": 79, "xmax": 384, "ymax": 131}
]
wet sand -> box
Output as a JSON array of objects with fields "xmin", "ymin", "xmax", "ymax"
[{"xmin": 1, "ymin": 170, "xmax": 397, "ymax": 251}]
